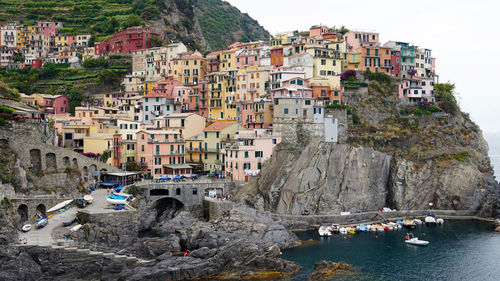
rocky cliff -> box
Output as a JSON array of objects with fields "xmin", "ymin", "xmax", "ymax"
[{"xmin": 238, "ymin": 74, "xmax": 500, "ymax": 218}]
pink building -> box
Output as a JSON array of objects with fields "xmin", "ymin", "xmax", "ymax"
[
  {"xmin": 398, "ymin": 77, "xmax": 435, "ymax": 104},
  {"xmin": 94, "ymin": 26, "xmax": 166, "ymax": 56},
  {"xmin": 152, "ymin": 76, "xmax": 182, "ymax": 97},
  {"xmin": 37, "ymin": 22, "xmax": 57, "ymax": 36},
  {"xmin": 172, "ymin": 86, "xmax": 194, "ymax": 111},
  {"xmin": 271, "ymin": 77, "xmax": 312, "ymax": 99},
  {"xmin": 345, "ymin": 31, "xmax": 380, "ymax": 51},
  {"xmin": 224, "ymin": 129, "xmax": 281, "ymax": 182},
  {"xmin": 0, "ymin": 48, "xmax": 14, "ymax": 66},
  {"xmin": 236, "ymin": 48, "xmax": 260, "ymax": 69},
  {"xmin": 309, "ymin": 25, "xmax": 328, "ymax": 37},
  {"xmin": 35, "ymin": 94, "xmax": 70, "ymax": 114},
  {"xmin": 136, "ymin": 130, "xmax": 190, "ymax": 178},
  {"xmin": 239, "ymin": 101, "xmax": 255, "ymax": 128}
]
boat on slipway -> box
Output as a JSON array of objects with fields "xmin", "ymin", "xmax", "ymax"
[
  {"xmin": 47, "ymin": 199, "xmax": 73, "ymax": 213},
  {"xmin": 106, "ymin": 195, "xmax": 128, "ymax": 205}
]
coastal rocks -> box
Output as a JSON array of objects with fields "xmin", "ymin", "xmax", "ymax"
[
  {"xmin": 0, "ymin": 247, "xmax": 42, "ymax": 281},
  {"xmin": 122, "ymin": 240, "xmax": 300, "ymax": 281},
  {"xmin": 308, "ymin": 260, "xmax": 352, "ymax": 280}
]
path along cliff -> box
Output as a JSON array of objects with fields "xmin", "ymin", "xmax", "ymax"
[{"xmin": 236, "ymin": 73, "xmax": 500, "ymax": 218}]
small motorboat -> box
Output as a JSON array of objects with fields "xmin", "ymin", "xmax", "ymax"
[
  {"xmin": 106, "ymin": 195, "xmax": 128, "ymax": 205},
  {"xmin": 70, "ymin": 224, "xmax": 82, "ymax": 232},
  {"xmin": 403, "ymin": 219, "xmax": 416, "ymax": 229},
  {"xmin": 367, "ymin": 225, "xmax": 377, "ymax": 231},
  {"xmin": 357, "ymin": 224, "xmax": 367, "ymax": 232},
  {"xmin": 425, "ymin": 215, "xmax": 437, "ymax": 227},
  {"xmin": 75, "ymin": 199, "xmax": 87, "ymax": 208},
  {"xmin": 387, "ymin": 222, "xmax": 398, "ymax": 230},
  {"xmin": 318, "ymin": 225, "xmax": 332, "ymax": 237},
  {"xmin": 436, "ymin": 218, "xmax": 444, "ymax": 224},
  {"xmin": 330, "ymin": 224, "xmax": 340, "ymax": 233},
  {"xmin": 346, "ymin": 227, "xmax": 356, "ymax": 234},
  {"xmin": 63, "ymin": 217, "xmax": 76, "ymax": 227},
  {"xmin": 339, "ymin": 227, "xmax": 348, "ymax": 234},
  {"xmin": 404, "ymin": 233, "xmax": 429, "ymax": 246},
  {"xmin": 375, "ymin": 224, "xmax": 386, "ymax": 231},
  {"xmin": 22, "ymin": 224, "xmax": 32, "ymax": 232},
  {"xmin": 413, "ymin": 219, "xmax": 423, "ymax": 225},
  {"xmin": 35, "ymin": 217, "xmax": 48, "ymax": 229},
  {"xmin": 47, "ymin": 199, "xmax": 73, "ymax": 213},
  {"xmin": 114, "ymin": 204, "xmax": 126, "ymax": 210},
  {"xmin": 83, "ymin": 195, "xmax": 93, "ymax": 204},
  {"xmin": 112, "ymin": 190, "xmax": 133, "ymax": 199}
]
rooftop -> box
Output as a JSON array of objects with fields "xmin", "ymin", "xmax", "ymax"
[{"xmin": 204, "ymin": 121, "xmax": 237, "ymax": 132}]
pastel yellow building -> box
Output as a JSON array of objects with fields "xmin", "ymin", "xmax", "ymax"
[
  {"xmin": 203, "ymin": 121, "xmax": 241, "ymax": 171},
  {"xmin": 54, "ymin": 35, "xmax": 69, "ymax": 47},
  {"xmin": 343, "ymin": 51, "xmax": 362, "ymax": 71},
  {"xmin": 186, "ymin": 134, "xmax": 203, "ymax": 166},
  {"xmin": 270, "ymin": 32, "xmax": 293, "ymax": 47},
  {"xmin": 207, "ymin": 70, "xmax": 238, "ymax": 121},
  {"xmin": 306, "ymin": 47, "xmax": 343, "ymax": 78},
  {"xmin": 16, "ymin": 25, "xmax": 37, "ymax": 49},
  {"xmin": 171, "ymin": 51, "xmax": 207, "ymax": 86},
  {"xmin": 220, "ymin": 48, "xmax": 237, "ymax": 71}
]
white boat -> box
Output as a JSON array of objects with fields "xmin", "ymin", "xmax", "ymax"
[
  {"xmin": 413, "ymin": 219, "xmax": 423, "ymax": 225},
  {"xmin": 357, "ymin": 224, "xmax": 367, "ymax": 232},
  {"xmin": 70, "ymin": 224, "xmax": 83, "ymax": 232},
  {"xmin": 83, "ymin": 195, "xmax": 93, "ymax": 204},
  {"xmin": 318, "ymin": 225, "xmax": 332, "ymax": 237},
  {"xmin": 382, "ymin": 207, "xmax": 393, "ymax": 212},
  {"xmin": 387, "ymin": 222, "xmax": 397, "ymax": 230},
  {"xmin": 436, "ymin": 218, "xmax": 444, "ymax": 224},
  {"xmin": 404, "ymin": 233, "xmax": 429, "ymax": 246},
  {"xmin": 22, "ymin": 224, "xmax": 32, "ymax": 232},
  {"xmin": 339, "ymin": 227, "xmax": 348, "ymax": 234},
  {"xmin": 47, "ymin": 199, "xmax": 73, "ymax": 213},
  {"xmin": 106, "ymin": 195, "xmax": 128, "ymax": 205},
  {"xmin": 367, "ymin": 225, "xmax": 377, "ymax": 231},
  {"xmin": 112, "ymin": 191, "xmax": 133, "ymax": 199},
  {"xmin": 425, "ymin": 215, "xmax": 437, "ymax": 226}
]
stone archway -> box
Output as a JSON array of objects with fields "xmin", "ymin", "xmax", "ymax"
[
  {"xmin": 17, "ymin": 204, "xmax": 28, "ymax": 222},
  {"xmin": 30, "ymin": 149, "xmax": 42, "ymax": 174},
  {"xmin": 46, "ymin": 153, "xmax": 57, "ymax": 172},
  {"xmin": 72, "ymin": 158, "xmax": 78, "ymax": 168},
  {"xmin": 83, "ymin": 166, "xmax": 88, "ymax": 181},
  {"xmin": 176, "ymin": 187, "xmax": 181, "ymax": 196},
  {"xmin": 154, "ymin": 197, "xmax": 184, "ymax": 220},
  {"xmin": 63, "ymin": 156, "xmax": 70, "ymax": 167},
  {"xmin": 36, "ymin": 204, "xmax": 47, "ymax": 217}
]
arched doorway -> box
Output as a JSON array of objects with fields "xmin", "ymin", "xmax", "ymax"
[
  {"xmin": 17, "ymin": 204, "xmax": 28, "ymax": 222},
  {"xmin": 72, "ymin": 158, "xmax": 78, "ymax": 168},
  {"xmin": 30, "ymin": 149, "xmax": 42, "ymax": 174},
  {"xmin": 46, "ymin": 153, "xmax": 57, "ymax": 172},
  {"xmin": 63, "ymin": 156, "xmax": 70, "ymax": 167},
  {"xmin": 36, "ymin": 204, "xmax": 47, "ymax": 218},
  {"xmin": 154, "ymin": 197, "xmax": 184, "ymax": 220},
  {"xmin": 83, "ymin": 166, "xmax": 88, "ymax": 181}
]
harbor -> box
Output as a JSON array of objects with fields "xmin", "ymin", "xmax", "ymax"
[{"xmin": 282, "ymin": 220, "xmax": 500, "ymax": 281}]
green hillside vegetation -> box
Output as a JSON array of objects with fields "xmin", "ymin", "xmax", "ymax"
[
  {"xmin": 0, "ymin": 55, "xmax": 130, "ymax": 97},
  {"xmin": 0, "ymin": 0, "xmax": 270, "ymax": 50}
]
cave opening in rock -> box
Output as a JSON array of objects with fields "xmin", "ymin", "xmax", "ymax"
[
  {"xmin": 154, "ymin": 197, "xmax": 184, "ymax": 220},
  {"xmin": 17, "ymin": 204, "xmax": 28, "ymax": 223}
]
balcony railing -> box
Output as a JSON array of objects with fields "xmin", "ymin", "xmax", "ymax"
[
  {"xmin": 153, "ymin": 150, "xmax": 185, "ymax": 156},
  {"xmin": 139, "ymin": 162, "xmax": 148, "ymax": 167},
  {"xmin": 186, "ymin": 147, "xmax": 204, "ymax": 152},
  {"xmin": 148, "ymin": 138, "xmax": 184, "ymax": 144},
  {"xmin": 204, "ymin": 148, "xmax": 220, "ymax": 153}
]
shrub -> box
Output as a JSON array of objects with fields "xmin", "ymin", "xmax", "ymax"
[
  {"xmin": 425, "ymin": 110, "xmax": 432, "ymax": 115},
  {"xmin": 340, "ymin": 70, "xmax": 356, "ymax": 81},
  {"xmin": 82, "ymin": 57, "xmax": 109, "ymax": 69},
  {"xmin": 125, "ymin": 185, "xmax": 142, "ymax": 197},
  {"xmin": 0, "ymin": 116, "xmax": 5, "ymax": 126},
  {"xmin": 365, "ymin": 71, "xmax": 392, "ymax": 84},
  {"xmin": 456, "ymin": 151, "xmax": 470, "ymax": 162},
  {"xmin": 413, "ymin": 109, "xmax": 423, "ymax": 116},
  {"xmin": 399, "ymin": 108, "xmax": 409, "ymax": 115},
  {"xmin": 429, "ymin": 105, "xmax": 441, "ymax": 113},
  {"xmin": 352, "ymin": 114, "xmax": 360, "ymax": 125}
]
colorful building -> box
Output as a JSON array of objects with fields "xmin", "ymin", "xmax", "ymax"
[
  {"xmin": 358, "ymin": 46, "xmax": 392, "ymax": 73},
  {"xmin": 32, "ymin": 94, "xmax": 70, "ymax": 114},
  {"xmin": 95, "ymin": 26, "xmax": 166, "ymax": 56},
  {"xmin": 202, "ymin": 121, "xmax": 241, "ymax": 172}
]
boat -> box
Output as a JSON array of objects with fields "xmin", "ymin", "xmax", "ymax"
[
  {"xmin": 387, "ymin": 222, "xmax": 398, "ymax": 230},
  {"xmin": 46, "ymin": 199, "xmax": 73, "ymax": 213},
  {"xmin": 346, "ymin": 227, "xmax": 356, "ymax": 234},
  {"xmin": 404, "ymin": 233, "xmax": 429, "ymax": 246},
  {"xmin": 366, "ymin": 224, "xmax": 377, "ymax": 231},
  {"xmin": 436, "ymin": 218, "xmax": 444, "ymax": 224},
  {"xmin": 106, "ymin": 195, "xmax": 128, "ymax": 205},
  {"xmin": 357, "ymin": 224, "xmax": 367, "ymax": 232},
  {"xmin": 75, "ymin": 199, "xmax": 87, "ymax": 208},
  {"xmin": 413, "ymin": 219, "xmax": 423, "ymax": 225},
  {"xmin": 22, "ymin": 224, "xmax": 32, "ymax": 232},
  {"xmin": 35, "ymin": 217, "xmax": 48, "ymax": 229},
  {"xmin": 425, "ymin": 214, "xmax": 437, "ymax": 227},
  {"xmin": 112, "ymin": 190, "xmax": 133, "ymax": 199},
  {"xmin": 114, "ymin": 185, "xmax": 124, "ymax": 192},
  {"xmin": 403, "ymin": 219, "xmax": 416, "ymax": 229},
  {"xmin": 83, "ymin": 195, "xmax": 93, "ymax": 204},
  {"xmin": 330, "ymin": 224, "xmax": 340, "ymax": 233},
  {"xmin": 70, "ymin": 224, "xmax": 82, "ymax": 232},
  {"xmin": 381, "ymin": 223, "xmax": 390, "ymax": 231},
  {"xmin": 318, "ymin": 225, "xmax": 332, "ymax": 237},
  {"xmin": 63, "ymin": 217, "xmax": 76, "ymax": 227},
  {"xmin": 339, "ymin": 227, "xmax": 348, "ymax": 234},
  {"xmin": 375, "ymin": 224, "xmax": 386, "ymax": 231}
]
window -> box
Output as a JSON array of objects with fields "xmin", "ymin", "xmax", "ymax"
[
  {"xmin": 284, "ymin": 108, "xmax": 289, "ymax": 114},
  {"xmin": 245, "ymin": 151, "xmax": 249, "ymax": 158},
  {"xmin": 305, "ymin": 100, "xmax": 311, "ymax": 105},
  {"xmin": 321, "ymin": 59, "xmax": 326, "ymax": 65},
  {"xmin": 141, "ymin": 145, "xmax": 144, "ymax": 152},
  {"xmin": 255, "ymin": 151, "xmax": 263, "ymax": 157},
  {"xmin": 216, "ymin": 132, "xmax": 220, "ymax": 138}
]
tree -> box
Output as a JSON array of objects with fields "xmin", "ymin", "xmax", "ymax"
[
  {"xmin": 39, "ymin": 63, "xmax": 60, "ymax": 79},
  {"xmin": 63, "ymin": 87, "xmax": 84, "ymax": 115},
  {"xmin": 83, "ymin": 57, "xmax": 108, "ymax": 69},
  {"xmin": 126, "ymin": 161, "xmax": 141, "ymax": 171},
  {"xmin": 13, "ymin": 53, "xmax": 24, "ymax": 62},
  {"xmin": 98, "ymin": 69, "xmax": 120, "ymax": 87},
  {"xmin": 148, "ymin": 35, "xmax": 163, "ymax": 47},
  {"xmin": 122, "ymin": 14, "xmax": 144, "ymax": 29},
  {"xmin": 435, "ymin": 83, "xmax": 458, "ymax": 114},
  {"xmin": 339, "ymin": 25, "xmax": 349, "ymax": 35}
]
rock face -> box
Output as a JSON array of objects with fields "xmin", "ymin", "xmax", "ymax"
[{"xmin": 308, "ymin": 260, "xmax": 352, "ymax": 280}]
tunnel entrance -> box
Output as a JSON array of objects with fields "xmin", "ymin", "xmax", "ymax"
[
  {"xmin": 36, "ymin": 204, "xmax": 47, "ymax": 218},
  {"xmin": 17, "ymin": 204, "xmax": 28, "ymax": 222},
  {"xmin": 154, "ymin": 197, "xmax": 184, "ymax": 220}
]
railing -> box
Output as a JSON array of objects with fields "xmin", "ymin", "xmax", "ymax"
[
  {"xmin": 147, "ymin": 138, "xmax": 184, "ymax": 144},
  {"xmin": 153, "ymin": 151, "xmax": 185, "ymax": 156},
  {"xmin": 139, "ymin": 162, "xmax": 148, "ymax": 167},
  {"xmin": 186, "ymin": 147, "xmax": 204, "ymax": 152},
  {"xmin": 204, "ymin": 148, "xmax": 220, "ymax": 153}
]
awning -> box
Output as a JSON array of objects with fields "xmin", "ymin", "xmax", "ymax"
[{"xmin": 162, "ymin": 164, "xmax": 193, "ymax": 170}]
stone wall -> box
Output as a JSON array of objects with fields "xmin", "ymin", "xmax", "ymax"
[
  {"xmin": 0, "ymin": 121, "xmax": 116, "ymax": 184},
  {"xmin": 204, "ymin": 198, "xmax": 233, "ymax": 220}
]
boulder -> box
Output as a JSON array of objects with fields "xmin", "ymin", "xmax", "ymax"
[{"xmin": 308, "ymin": 260, "xmax": 352, "ymax": 280}]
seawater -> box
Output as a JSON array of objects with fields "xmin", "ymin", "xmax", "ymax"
[{"xmin": 282, "ymin": 220, "xmax": 500, "ymax": 281}]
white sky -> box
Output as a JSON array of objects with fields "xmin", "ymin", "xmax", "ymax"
[{"xmin": 226, "ymin": 0, "xmax": 500, "ymax": 133}]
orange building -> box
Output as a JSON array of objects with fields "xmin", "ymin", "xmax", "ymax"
[
  {"xmin": 358, "ymin": 46, "xmax": 392, "ymax": 73},
  {"xmin": 310, "ymin": 80, "xmax": 342, "ymax": 105}
]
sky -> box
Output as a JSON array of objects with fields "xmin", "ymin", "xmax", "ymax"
[{"xmin": 226, "ymin": 0, "xmax": 500, "ymax": 133}]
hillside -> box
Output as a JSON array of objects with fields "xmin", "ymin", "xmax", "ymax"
[{"xmin": 0, "ymin": 0, "xmax": 270, "ymax": 51}]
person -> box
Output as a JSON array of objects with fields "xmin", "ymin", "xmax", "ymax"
[{"xmin": 23, "ymin": 237, "xmax": 27, "ymax": 244}]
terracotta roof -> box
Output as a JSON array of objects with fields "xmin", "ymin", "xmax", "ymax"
[{"xmin": 204, "ymin": 121, "xmax": 237, "ymax": 132}]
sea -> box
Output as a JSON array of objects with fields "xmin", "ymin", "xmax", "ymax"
[
  {"xmin": 485, "ymin": 132, "xmax": 500, "ymax": 181},
  {"xmin": 282, "ymin": 220, "xmax": 499, "ymax": 281}
]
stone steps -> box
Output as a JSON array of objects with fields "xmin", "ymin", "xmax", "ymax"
[{"xmin": 48, "ymin": 243, "xmax": 152, "ymax": 265}]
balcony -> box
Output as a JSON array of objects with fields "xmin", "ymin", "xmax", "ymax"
[
  {"xmin": 187, "ymin": 147, "xmax": 204, "ymax": 152},
  {"xmin": 148, "ymin": 138, "xmax": 184, "ymax": 144},
  {"xmin": 139, "ymin": 162, "xmax": 148, "ymax": 167},
  {"xmin": 153, "ymin": 150, "xmax": 185, "ymax": 156},
  {"xmin": 204, "ymin": 148, "xmax": 220, "ymax": 153}
]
